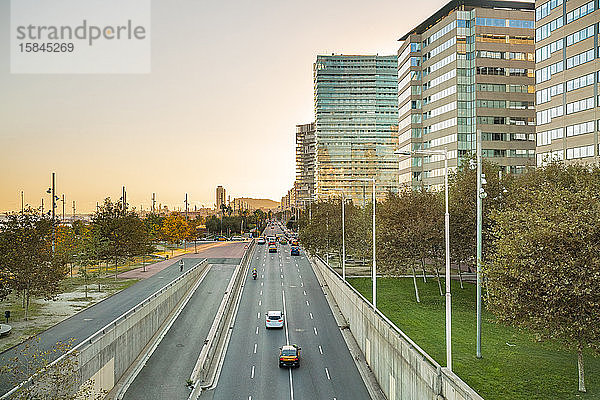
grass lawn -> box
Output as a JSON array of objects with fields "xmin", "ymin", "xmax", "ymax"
[{"xmin": 349, "ymin": 277, "xmax": 599, "ymax": 400}]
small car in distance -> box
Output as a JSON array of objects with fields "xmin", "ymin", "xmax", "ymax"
[
  {"xmin": 279, "ymin": 237, "xmax": 288, "ymax": 245},
  {"xmin": 279, "ymin": 344, "xmax": 301, "ymax": 368},
  {"xmin": 268, "ymin": 244, "xmax": 277, "ymax": 253},
  {"xmin": 290, "ymin": 246, "xmax": 300, "ymax": 256},
  {"xmin": 257, "ymin": 237, "xmax": 266, "ymax": 245},
  {"xmin": 265, "ymin": 310, "xmax": 284, "ymax": 329},
  {"xmin": 291, "ymin": 239, "xmax": 299, "ymax": 246}
]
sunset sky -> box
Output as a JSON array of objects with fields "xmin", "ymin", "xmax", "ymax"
[{"xmin": 0, "ymin": 0, "xmax": 452, "ymax": 213}]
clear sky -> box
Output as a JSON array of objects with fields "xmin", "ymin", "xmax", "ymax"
[{"xmin": 0, "ymin": 0, "xmax": 450, "ymax": 213}]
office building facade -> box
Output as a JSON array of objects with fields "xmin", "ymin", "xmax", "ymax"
[
  {"xmin": 398, "ymin": 0, "xmax": 536, "ymax": 189},
  {"xmin": 313, "ymin": 55, "xmax": 399, "ymax": 202},
  {"xmin": 296, "ymin": 122, "xmax": 316, "ymax": 206},
  {"xmin": 216, "ymin": 186, "xmax": 226, "ymax": 211},
  {"xmin": 535, "ymin": 0, "xmax": 600, "ymax": 165}
]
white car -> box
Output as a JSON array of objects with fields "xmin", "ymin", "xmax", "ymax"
[{"xmin": 265, "ymin": 311, "xmax": 284, "ymax": 329}]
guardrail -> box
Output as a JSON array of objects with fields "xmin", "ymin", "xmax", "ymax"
[
  {"xmin": 312, "ymin": 254, "xmax": 483, "ymax": 400},
  {"xmin": 1, "ymin": 258, "xmax": 209, "ymax": 399}
]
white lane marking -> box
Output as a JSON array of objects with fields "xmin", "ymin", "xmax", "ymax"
[
  {"xmin": 262, "ymin": 268, "xmax": 265, "ymax": 272},
  {"xmin": 282, "ymin": 290, "xmax": 289, "ymax": 345},
  {"xmin": 280, "ymin": 274, "xmax": 284, "ymax": 279},
  {"xmin": 254, "ymin": 343, "xmax": 257, "ymax": 354},
  {"xmin": 289, "ymin": 368, "xmax": 294, "ymax": 400},
  {"xmin": 261, "ymin": 274, "xmax": 264, "ymax": 279},
  {"xmin": 251, "ymin": 365, "xmax": 255, "ymax": 379},
  {"xmin": 260, "ymin": 290, "xmax": 263, "ymax": 296},
  {"xmin": 261, "ymin": 282, "xmax": 263, "ymax": 286},
  {"xmin": 297, "ymin": 269, "xmax": 300, "ymax": 273},
  {"xmin": 281, "ymin": 282, "xmax": 284, "ymax": 286},
  {"xmin": 306, "ymin": 300, "xmax": 309, "ymax": 306},
  {"xmin": 263, "ymin": 263, "xmax": 265, "ymax": 266},
  {"xmin": 257, "ymin": 312, "xmax": 260, "ymax": 319},
  {"xmin": 314, "ymin": 327, "xmax": 318, "ymax": 335},
  {"xmin": 299, "ymin": 274, "xmax": 302, "ymax": 279},
  {"xmin": 300, "ymin": 282, "xmax": 303, "ymax": 287},
  {"xmin": 258, "ymin": 300, "xmax": 261, "ymax": 306},
  {"xmin": 309, "ymin": 312, "xmax": 313, "ymax": 319},
  {"xmin": 249, "ymin": 397, "xmax": 252, "ymax": 400},
  {"xmin": 325, "ymin": 367, "xmax": 330, "ymax": 380},
  {"xmin": 319, "ymin": 345, "xmax": 323, "ymax": 354},
  {"xmin": 255, "ymin": 326, "xmax": 259, "ymax": 334},
  {"xmin": 303, "ymin": 291, "xmax": 306, "ymax": 296}
]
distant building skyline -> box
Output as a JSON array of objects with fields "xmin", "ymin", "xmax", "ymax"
[{"xmin": 216, "ymin": 186, "xmax": 226, "ymax": 211}]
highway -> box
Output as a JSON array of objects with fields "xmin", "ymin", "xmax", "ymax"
[
  {"xmin": 0, "ymin": 242, "xmax": 246, "ymax": 397},
  {"xmin": 206, "ymin": 225, "xmax": 371, "ymax": 400},
  {"xmin": 123, "ymin": 263, "xmax": 235, "ymax": 400}
]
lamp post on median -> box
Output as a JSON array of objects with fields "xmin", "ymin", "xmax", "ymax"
[{"xmin": 396, "ymin": 147, "xmax": 452, "ymax": 371}]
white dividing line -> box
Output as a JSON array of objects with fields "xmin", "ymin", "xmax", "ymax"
[
  {"xmin": 261, "ymin": 282, "xmax": 263, "ymax": 286},
  {"xmin": 306, "ymin": 300, "xmax": 310, "ymax": 306},
  {"xmin": 325, "ymin": 367, "xmax": 331, "ymax": 380},
  {"xmin": 260, "ymin": 290, "xmax": 263, "ymax": 296},
  {"xmin": 281, "ymin": 282, "xmax": 284, "ymax": 286},
  {"xmin": 303, "ymin": 291, "xmax": 306, "ymax": 296},
  {"xmin": 261, "ymin": 274, "xmax": 264, "ymax": 279},
  {"xmin": 253, "ymin": 343, "xmax": 257, "ymax": 354},
  {"xmin": 309, "ymin": 312, "xmax": 313, "ymax": 319},
  {"xmin": 289, "ymin": 369, "xmax": 294, "ymax": 400},
  {"xmin": 318, "ymin": 345, "xmax": 323, "ymax": 354},
  {"xmin": 255, "ymin": 326, "xmax": 259, "ymax": 334},
  {"xmin": 300, "ymin": 282, "xmax": 303, "ymax": 287},
  {"xmin": 258, "ymin": 300, "xmax": 261, "ymax": 306},
  {"xmin": 299, "ymin": 274, "xmax": 302, "ymax": 279},
  {"xmin": 251, "ymin": 365, "xmax": 255, "ymax": 379},
  {"xmin": 257, "ymin": 312, "xmax": 260, "ymax": 319},
  {"xmin": 280, "ymin": 274, "xmax": 284, "ymax": 279},
  {"xmin": 314, "ymin": 327, "xmax": 318, "ymax": 336},
  {"xmin": 282, "ymin": 290, "xmax": 289, "ymax": 345}
]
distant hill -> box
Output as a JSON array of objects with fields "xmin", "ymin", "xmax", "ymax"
[{"xmin": 233, "ymin": 198, "xmax": 280, "ymax": 211}]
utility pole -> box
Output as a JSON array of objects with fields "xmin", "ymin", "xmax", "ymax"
[
  {"xmin": 152, "ymin": 193, "xmax": 156, "ymax": 213},
  {"xmin": 72, "ymin": 201, "xmax": 76, "ymax": 218},
  {"xmin": 41, "ymin": 198, "xmax": 44, "ymax": 216},
  {"xmin": 21, "ymin": 191, "xmax": 24, "ymax": 215},
  {"xmin": 122, "ymin": 186, "xmax": 127, "ymax": 211},
  {"xmin": 476, "ymin": 129, "xmax": 484, "ymax": 359},
  {"xmin": 62, "ymin": 194, "xmax": 65, "ymax": 221}
]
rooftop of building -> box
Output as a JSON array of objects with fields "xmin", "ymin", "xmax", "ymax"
[{"xmin": 398, "ymin": 0, "xmax": 534, "ymax": 41}]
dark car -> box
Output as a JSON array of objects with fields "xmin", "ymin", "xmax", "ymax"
[{"xmin": 291, "ymin": 246, "xmax": 300, "ymax": 256}]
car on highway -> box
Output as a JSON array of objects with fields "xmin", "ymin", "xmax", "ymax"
[
  {"xmin": 231, "ymin": 236, "xmax": 244, "ymax": 241},
  {"xmin": 267, "ymin": 236, "xmax": 276, "ymax": 245},
  {"xmin": 265, "ymin": 311, "xmax": 284, "ymax": 329},
  {"xmin": 257, "ymin": 237, "xmax": 266, "ymax": 245},
  {"xmin": 279, "ymin": 344, "xmax": 301, "ymax": 368},
  {"xmin": 279, "ymin": 237, "xmax": 288, "ymax": 245},
  {"xmin": 216, "ymin": 236, "xmax": 227, "ymax": 241},
  {"xmin": 268, "ymin": 244, "xmax": 277, "ymax": 253},
  {"xmin": 291, "ymin": 246, "xmax": 300, "ymax": 256},
  {"xmin": 291, "ymin": 239, "xmax": 299, "ymax": 246}
]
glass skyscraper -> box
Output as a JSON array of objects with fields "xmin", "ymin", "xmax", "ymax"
[{"xmin": 313, "ymin": 55, "xmax": 399, "ymax": 202}]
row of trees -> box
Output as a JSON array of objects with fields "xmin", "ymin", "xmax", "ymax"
[
  {"xmin": 204, "ymin": 209, "xmax": 269, "ymax": 235},
  {"xmin": 0, "ymin": 198, "xmax": 207, "ymax": 318},
  {"xmin": 298, "ymin": 160, "xmax": 600, "ymax": 392}
]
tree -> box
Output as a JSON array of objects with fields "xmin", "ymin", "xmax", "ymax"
[
  {"xmin": 0, "ymin": 210, "xmax": 66, "ymax": 320},
  {"xmin": 54, "ymin": 225, "xmax": 78, "ymax": 278},
  {"xmin": 0, "ymin": 337, "xmax": 104, "ymax": 399},
  {"xmin": 448, "ymin": 154, "xmax": 508, "ymax": 286},
  {"xmin": 485, "ymin": 162, "xmax": 600, "ymax": 393},
  {"xmin": 161, "ymin": 213, "xmax": 189, "ymax": 256}
]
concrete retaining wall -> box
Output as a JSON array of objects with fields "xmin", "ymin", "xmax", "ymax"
[
  {"xmin": 3, "ymin": 259, "xmax": 210, "ymax": 399},
  {"xmin": 312, "ymin": 256, "xmax": 483, "ymax": 400}
]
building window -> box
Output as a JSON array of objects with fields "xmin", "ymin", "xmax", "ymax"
[
  {"xmin": 566, "ymin": 97, "xmax": 594, "ymax": 114},
  {"xmin": 536, "ymin": 0, "xmax": 563, "ymax": 21},
  {"xmin": 566, "ymin": 145, "xmax": 594, "ymax": 160}
]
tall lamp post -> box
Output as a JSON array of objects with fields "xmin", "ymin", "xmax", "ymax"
[
  {"xmin": 348, "ymin": 178, "xmax": 377, "ymax": 309},
  {"xmin": 396, "ymin": 148, "xmax": 452, "ymax": 370}
]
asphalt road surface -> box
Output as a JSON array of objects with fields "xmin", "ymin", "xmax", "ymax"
[
  {"xmin": 0, "ymin": 242, "xmax": 246, "ymax": 396},
  {"xmin": 123, "ymin": 263, "xmax": 235, "ymax": 400},
  {"xmin": 206, "ymin": 225, "xmax": 371, "ymax": 400}
]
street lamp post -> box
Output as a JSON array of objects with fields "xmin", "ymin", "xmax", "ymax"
[
  {"xmin": 396, "ymin": 148, "xmax": 452, "ymax": 370},
  {"xmin": 348, "ymin": 178, "xmax": 377, "ymax": 308}
]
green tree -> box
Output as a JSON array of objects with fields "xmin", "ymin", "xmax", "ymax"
[
  {"xmin": 0, "ymin": 210, "xmax": 66, "ymax": 319},
  {"xmin": 486, "ymin": 162, "xmax": 600, "ymax": 393},
  {"xmin": 161, "ymin": 213, "xmax": 189, "ymax": 256}
]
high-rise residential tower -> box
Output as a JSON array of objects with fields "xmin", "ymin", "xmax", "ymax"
[
  {"xmin": 535, "ymin": 0, "xmax": 600, "ymax": 165},
  {"xmin": 216, "ymin": 186, "xmax": 226, "ymax": 211},
  {"xmin": 313, "ymin": 55, "xmax": 399, "ymax": 202},
  {"xmin": 296, "ymin": 122, "xmax": 316, "ymax": 206},
  {"xmin": 398, "ymin": 0, "xmax": 536, "ymax": 189}
]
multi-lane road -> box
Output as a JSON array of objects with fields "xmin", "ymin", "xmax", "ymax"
[{"xmin": 205, "ymin": 225, "xmax": 371, "ymax": 400}]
